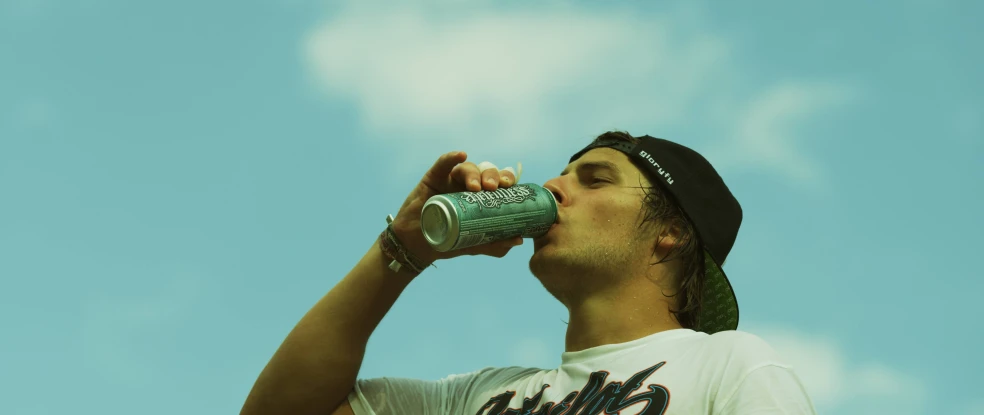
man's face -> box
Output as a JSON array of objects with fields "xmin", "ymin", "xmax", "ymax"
[{"xmin": 529, "ymin": 148, "xmax": 658, "ymax": 301}]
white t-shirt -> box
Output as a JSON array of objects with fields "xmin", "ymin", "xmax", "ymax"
[{"xmin": 348, "ymin": 329, "xmax": 817, "ymax": 415}]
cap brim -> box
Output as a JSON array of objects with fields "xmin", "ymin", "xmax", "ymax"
[{"xmin": 694, "ymin": 250, "xmax": 739, "ymax": 334}]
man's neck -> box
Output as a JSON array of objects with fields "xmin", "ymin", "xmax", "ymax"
[{"xmin": 563, "ymin": 281, "xmax": 682, "ymax": 353}]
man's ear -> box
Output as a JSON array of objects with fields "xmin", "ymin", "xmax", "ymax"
[{"xmin": 653, "ymin": 221, "xmax": 683, "ymax": 254}]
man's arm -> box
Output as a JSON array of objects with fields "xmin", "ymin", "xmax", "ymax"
[
  {"xmin": 240, "ymin": 152, "xmax": 521, "ymax": 415},
  {"xmin": 240, "ymin": 241, "xmax": 416, "ymax": 415}
]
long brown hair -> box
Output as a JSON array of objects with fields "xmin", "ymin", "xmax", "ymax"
[{"xmin": 587, "ymin": 131, "xmax": 707, "ymax": 329}]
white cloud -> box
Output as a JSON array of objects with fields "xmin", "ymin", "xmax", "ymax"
[
  {"xmin": 958, "ymin": 399, "xmax": 984, "ymax": 415},
  {"xmin": 2, "ymin": 0, "xmax": 48, "ymax": 19},
  {"xmin": 80, "ymin": 271, "xmax": 204, "ymax": 385},
  {"xmin": 745, "ymin": 325, "xmax": 927, "ymax": 414},
  {"xmin": 9, "ymin": 98, "xmax": 55, "ymax": 130},
  {"xmin": 952, "ymin": 105, "xmax": 981, "ymax": 148},
  {"xmin": 509, "ymin": 336, "xmax": 555, "ymax": 369},
  {"xmin": 703, "ymin": 81, "xmax": 855, "ymax": 185},
  {"xmin": 303, "ymin": 5, "xmax": 723, "ymax": 152},
  {"xmin": 852, "ymin": 362, "xmax": 926, "ymax": 400},
  {"xmin": 302, "ymin": 3, "xmax": 854, "ymax": 184}
]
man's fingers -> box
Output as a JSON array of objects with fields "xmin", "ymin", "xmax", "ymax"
[
  {"xmin": 475, "ymin": 161, "xmax": 522, "ymax": 189},
  {"xmin": 499, "ymin": 167, "xmax": 517, "ymax": 186},
  {"xmin": 476, "ymin": 161, "xmax": 501, "ymax": 190},
  {"xmin": 424, "ymin": 151, "xmax": 467, "ymax": 186},
  {"xmin": 450, "ymin": 161, "xmax": 483, "ymax": 192},
  {"xmin": 480, "ymin": 166, "xmax": 501, "ymax": 191},
  {"xmin": 476, "ymin": 161, "xmax": 498, "ymax": 172},
  {"xmin": 448, "ymin": 158, "xmax": 523, "ymax": 192}
]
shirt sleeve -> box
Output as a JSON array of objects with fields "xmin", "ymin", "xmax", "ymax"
[
  {"xmin": 347, "ymin": 376, "xmax": 446, "ymax": 415},
  {"xmin": 347, "ymin": 367, "xmax": 539, "ymax": 415},
  {"xmin": 715, "ymin": 364, "xmax": 818, "ymax": 415}
]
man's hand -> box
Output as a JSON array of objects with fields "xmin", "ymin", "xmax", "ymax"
[
  {"xmin": 241, "ymin": 151, "xmax": 521, "ymax": 415},
  {"xmin": 389, "ymin": 151, "xmax": 522, "ymax": 266}
]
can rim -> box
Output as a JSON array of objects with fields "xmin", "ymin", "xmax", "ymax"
[{"xmin": 421, "ymin": 196, "xmax": 459, "ymax": 252}]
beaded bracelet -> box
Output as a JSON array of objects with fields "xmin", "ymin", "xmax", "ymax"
[{"xmin": 378, "ymin": 214, "xmax": 432, "ymax": 275}]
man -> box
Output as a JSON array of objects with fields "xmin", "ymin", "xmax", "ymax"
[{"xmin": 241, "ymin": 131, "xmax": 817, "ymax": 415}]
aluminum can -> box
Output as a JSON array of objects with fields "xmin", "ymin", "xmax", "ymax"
[{"xmin": 420, "ymin": 183, "xmax": 558, "ymax": 252}]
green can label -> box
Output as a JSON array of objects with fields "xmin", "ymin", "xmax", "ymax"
[{"xmin": 421, "ymin": 183, "xmax": 558, "ymax": 252}]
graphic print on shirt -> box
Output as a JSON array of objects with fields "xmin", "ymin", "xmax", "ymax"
[{"xmin": 475, "ymin": 362, "xmax": 669, "ymax": 415}]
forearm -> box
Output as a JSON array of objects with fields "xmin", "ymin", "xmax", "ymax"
[{"xmin": 241, "ymin": 240, "xmax": 417, "ymax": 415}]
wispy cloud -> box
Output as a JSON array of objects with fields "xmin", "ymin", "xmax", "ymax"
[
  {"xmin": 80, "ymin": 271, "xmax": 204, "ymax": 385},
  {"xmin": 1, "ymin": 0, "xmax": 49, "ymax": 21},
  {"xmin": 8, "ymin": 98, "xmax": 56, "ymax": 131},
  {"xmin": 745, "ymin": 324, "xmax": 927, "ymax": 414},
  {"xmin": 958, "ymin": 399, "xmax": 984, "ymax": 415},
  {"xmin": 509, "ymin": 336, "xmax": 555, "ymax": 369},
  {"xmin": 303, "ymin": 3, "xmax": 855, "ymax": 184},
  {"xmin": 702, "ymin": 81, "xmax": 856, "ymax": 186},
  {"xmin": 302, "ymin": 4, "xmax": 725, "ymax": 153},
  {"xmin": 951, "ymin": 104, "xmax": 981, "ymax": 149}
]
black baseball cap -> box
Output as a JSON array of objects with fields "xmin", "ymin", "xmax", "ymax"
[{"xmin": 569, "ymin": 134, "xmax": 742, "ymax": 334}]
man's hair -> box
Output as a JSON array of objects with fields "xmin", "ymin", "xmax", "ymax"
[{"xmin": 588, "ymin": 131, "xmax": 707, "ymax": 329}]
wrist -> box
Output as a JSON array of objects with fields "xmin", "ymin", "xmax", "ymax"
[
  {"xmin": 389, "ymin": 218, "xmax": 439, "ymax": 266},
  {"xmin": 380, "ymin": 216, "xmax": 435, "ymax": 276},
  {"xmin": 373, "ymin": 239, "xmax": 424, "ymax": 280}
]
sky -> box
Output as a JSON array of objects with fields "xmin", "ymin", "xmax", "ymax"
[{"xmin": 1, "ymin": 0, "xmax": 982, "ymax": 414}]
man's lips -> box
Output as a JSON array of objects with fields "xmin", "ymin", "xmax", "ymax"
[
  {"xmin": 535, "ymin": 222, "xmax": 559, "ymax": 242},
  {"xmin": 533, "ymin": 214, "xmax": 560, "ymax": 241},
  {"xmin": 548, "ymin": 215, "xmax": 561, "ymax": 231}
]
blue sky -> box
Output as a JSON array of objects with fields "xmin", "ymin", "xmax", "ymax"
[{"xmin": 1, "ymin": 0, "xmax": 981, "ymax": 414}]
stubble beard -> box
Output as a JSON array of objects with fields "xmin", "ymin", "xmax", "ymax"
[{"xmin": 529, "ymin": 240, "xmax": 639, "ymax": 306}]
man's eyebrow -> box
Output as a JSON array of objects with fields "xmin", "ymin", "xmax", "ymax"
[{"xmin": 560, "ymin": 161, "xmax": 623, "ymax": 177}]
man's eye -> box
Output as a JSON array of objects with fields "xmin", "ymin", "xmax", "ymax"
[{"xmin": 591, "ymin": 177, "xmax": 610, "ymax": 185}]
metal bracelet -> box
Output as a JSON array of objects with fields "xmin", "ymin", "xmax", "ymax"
[{"xmin": 380, "ymin": 214, "xmax": 431, "ymax": 275}]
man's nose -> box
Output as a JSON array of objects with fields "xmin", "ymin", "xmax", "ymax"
[{"xmin": 542, "ymin": 177, "xmax": 568, "ymax": 207}]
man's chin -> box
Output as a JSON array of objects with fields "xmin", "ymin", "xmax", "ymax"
[{"xmin": 528, "ymin": 245, "xmax": 560, "ymax": 278}]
